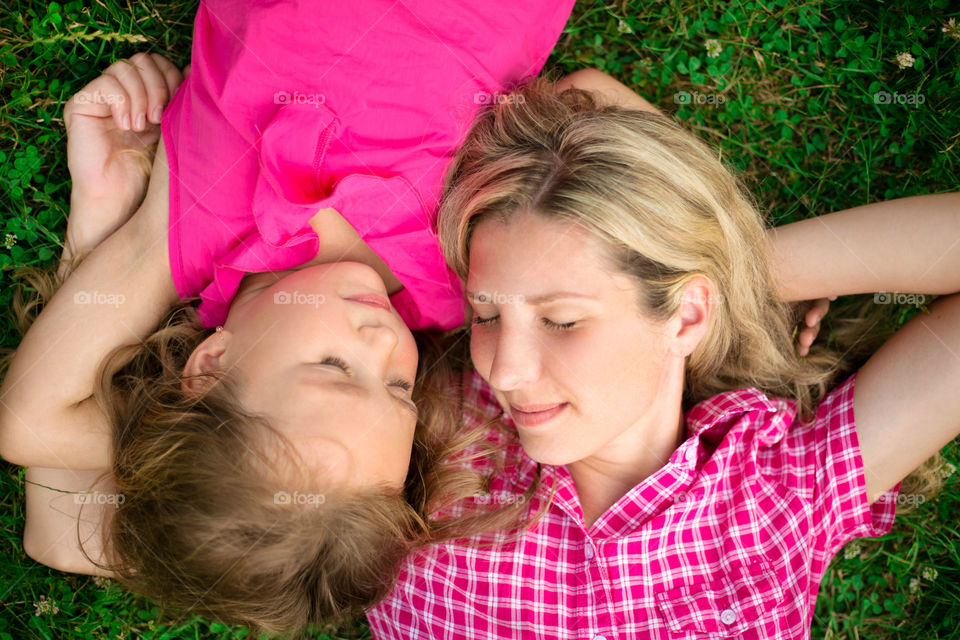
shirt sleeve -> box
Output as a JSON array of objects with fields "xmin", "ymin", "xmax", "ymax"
[{"xmin": 784, "ymin": 372, "xmax": 901, "ymax": 559}]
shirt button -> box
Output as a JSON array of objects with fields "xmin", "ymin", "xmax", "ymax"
[
  {"xmin": 592, "ymin": 635, "xmax": 607, "ymax": 640},
  {"xmin": 584, "ymin": 544, "xmax": 595, "ymax": 560},
  {"xmin": 720, "ymin": 608, "xmax": 737, "ymax": 625}
]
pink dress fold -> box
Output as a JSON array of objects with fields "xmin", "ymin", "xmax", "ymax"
[{"xmin": 162, "ymin": 0, "xmax": 576, "ymax": 330}]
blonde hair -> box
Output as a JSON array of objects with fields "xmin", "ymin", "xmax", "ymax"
[{"xmin": 434, "ymin": 78, "xmax": 944, "ymax": 520}]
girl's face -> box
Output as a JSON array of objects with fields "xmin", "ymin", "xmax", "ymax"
[
  {"xmin": 194, "ymin": 262, "xmax": 419, "ymax": 490},
  {"xmin": 466, "ymin": 211, "xmax": 688, "ymax": 467}
]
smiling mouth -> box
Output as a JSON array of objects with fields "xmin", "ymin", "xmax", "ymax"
[{"xmin": 509, "ymin": 403, "xmax": 569, "ymax": 427}]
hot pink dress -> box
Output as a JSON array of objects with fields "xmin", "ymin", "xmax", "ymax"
[{"xmin": 162, "ymin": 0, "xmax": 575, "ymax": 330}]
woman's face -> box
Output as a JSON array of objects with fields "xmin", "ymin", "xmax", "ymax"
[
  {"xmin": 187, "ymin": 262, "xmax": 419, "ymax": 490},
  {"xmin": 466, "ymin": 211, "xmax": 687, "ymax": 467}
]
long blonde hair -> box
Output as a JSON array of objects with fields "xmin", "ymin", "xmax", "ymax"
[{"xmin": 434, "ymin": 77, "xmax": 944, "ymax": 522}]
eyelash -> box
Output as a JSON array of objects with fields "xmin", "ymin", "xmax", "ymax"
[
  {"xmin": 319, "ymin": 356, "xmax": 413, "ymax": 393},
  {"xmin": 471, "ymin": 316, "xmax": 576, "ymax": 331}
]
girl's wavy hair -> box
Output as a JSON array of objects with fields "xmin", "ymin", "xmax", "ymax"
[
  {"xmin": 430, "ymin": 77, "xmax": 945, "ymax": 533},
  {"xmin": 2, "ymin": 258, "xmax": 468, "ymax": 637}
]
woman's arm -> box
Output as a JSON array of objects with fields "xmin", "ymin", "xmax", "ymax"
[
  {"xmin": 768, "ymin": 194, "xmax": 960, "ymax": 503},
  {"xmin": 768, "ymin": 194, "xmax": 960, "ymax": 302},
  {"xmin": 0, "ymin": 140, "xmax": 179, "ymax": 469}
]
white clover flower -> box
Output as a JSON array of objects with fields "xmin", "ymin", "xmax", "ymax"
[
  {"xmin": 843, "ymin": 541, "xmax": 862, "ymax": 560},
  {"xmin": 3, "ymin": 233, "xmax": 16, "ymax": 249},
  {"xmin": 922, "ymin": 566, "xmax": 939, "ymax": 581},
  {"xmin": 617, "ymin": 19, "xmax": 633, "ymax": 35},
  {"xmin": 943, "ymin": 18, "xmax": 960, "ymax": 39},
  {"xmin": 895, "ymin": 52, "xmax": 915, "ymax": 69},
  {"xmin": 939, "ymin": 461, "xmax": 956, "ymax": 480},
  {"xmin": 909, "ymin": 577, "xmax": 920, "ymax": 594},
  {"xmin": 705, "ymin": 39, "xmax": 722, "ymax": 58},
  {"xmin": 33, "ymin": 596, "xmax": 59, "ymax": 616}
]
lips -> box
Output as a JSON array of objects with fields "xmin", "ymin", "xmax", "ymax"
[
  {"xmin": 509, "ymin": 402, "xmax": 568, "ymax": 427},
  {"xmin": 345, "ymin": 293, "xmax": 391, "ymax": 312}
]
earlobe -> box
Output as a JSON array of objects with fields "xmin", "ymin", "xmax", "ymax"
[
  {"xmin": 669, "ymin": 277, "xmax": 714, "ymax": 357},
  {"xmin": 180, "ymin": 330, "xmax": 229, "ymax": 396}
]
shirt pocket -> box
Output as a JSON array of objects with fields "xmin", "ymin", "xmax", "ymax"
[{"xmin": 654, "ymin": 557, "xmax": 783, "ymax": 638}]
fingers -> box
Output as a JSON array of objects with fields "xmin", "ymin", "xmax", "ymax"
[
  {"xmin": 86, "ymin": 53, "xmax": 183, "ymax": 132},
  {"xmin": 149, "ymin": 54, "xmax": 185, "ymax": 121},
  {"xmin": 805, "ymin": 297, "xmax": 831, "ymax": 329},
  {"xmin": 796, "ymin": 324, "xmax": 817, "ymax": 357},
  {"xmin": 796, "ymin": 296, "xmax": 833, "ymax": 357},
  {"xmin": 64, "ymin": 73, "xmax": 125, "ymax": 129}
]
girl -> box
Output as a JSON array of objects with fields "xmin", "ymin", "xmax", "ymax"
[
  {"xmin": 365, "ymin": 77, "xmax": 960, "ymax": 638},
  {"xmin": 0, "ymin": 0, "xmax": 575, "ymax": 633}
]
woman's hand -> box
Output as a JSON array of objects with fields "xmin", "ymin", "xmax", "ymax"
[
  {"xmin": 793, "ymin": 296, "xmax": 834, "ymax": 357},
  {"xmin": 64, "ymin": 53, "xmax": 184, "ymax": 251}
]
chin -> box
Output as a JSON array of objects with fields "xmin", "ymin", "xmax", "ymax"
[{"xmin": 518, "ymin": 436, "xmax": 579, "ymax": 467}]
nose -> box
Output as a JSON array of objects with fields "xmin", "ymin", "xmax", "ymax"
[
  {"xmin": 486, "ymin": 323, "xmax": 540, "ymax": 391},
  {"xmin": 357, "ymin": 321, "xmax": 400, "ymax": 357}
]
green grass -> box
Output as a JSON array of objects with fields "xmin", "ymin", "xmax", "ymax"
[{"xmin": 2, "ymin": 0, "xmax": 959, "ymax": 638}]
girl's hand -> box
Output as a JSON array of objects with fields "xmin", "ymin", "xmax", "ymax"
[
  {"xmin": 64, "ymin": 53, "xmax": 184, "ymax": 239},
  {"xmin": 793, "ymin": 296, "xmax": 834, "ymax": 357}
]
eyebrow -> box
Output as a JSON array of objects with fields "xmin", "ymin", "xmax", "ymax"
[
  {"xmin": 466, "ymin": 291, "xmax": 597, "ymax": 305},
  {"xmin": 298, "ymin": 373, "xmax": 419, "ymax": 417}
]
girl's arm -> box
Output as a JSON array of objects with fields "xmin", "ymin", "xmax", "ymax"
[
  {"xmin": 24, "ymin": 468, "xmax": 115, "ymax": 576},
  {"xmin": 768, "ymin": 194, "xmax": 960, "ymax": 502},
  {"xmin": 18, "ymin": 55, "xmax": 183, "ymax": 575},
  {"xmin": 0, "ymin": 140, "xmax": 179, "ymax": 469}
]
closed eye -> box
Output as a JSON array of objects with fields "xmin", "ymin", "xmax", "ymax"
[
  {"xmin": 388, "ymin": 378, "xmax": 413, "ymax": 393},
  {"xmin": 472, "ymin": 315, "xmax": 575, "ymax": 331},
  {"xmin": 542, "ymin": 318, "xmax": 576, "ymax": 331},
  {"xmin": 319, "ymin": 357, "xmax": 415, "ymax": 412},
  {"xmin": 319, "ymin": 356, "xmax": 353, "ymax": 375},
  {"xmin": 472, "ymin": 314, "xmax": 498, "ymax": 327}
]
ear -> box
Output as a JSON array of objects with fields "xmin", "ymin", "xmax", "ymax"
[
  {"xmin": 666, "ymin": 276, "xmax": 714, "ymax": 358},
  {"xmin": 181, "ymin": 330, "xmax": 229, "ymax": 396}
]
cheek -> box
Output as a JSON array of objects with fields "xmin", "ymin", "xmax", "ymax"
[{"xmin": 469, "ymin": 329, "xmax": 494, "ymax": 377}]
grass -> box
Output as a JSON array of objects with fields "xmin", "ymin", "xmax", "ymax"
[{"xmin": 1, "ymin": 0, "xmax": 959, "ymax": 638}]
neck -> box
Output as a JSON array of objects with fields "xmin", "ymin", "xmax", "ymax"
[{"xmin": 567, "ymin": 362, "xmax": 687, "ymax": 528}]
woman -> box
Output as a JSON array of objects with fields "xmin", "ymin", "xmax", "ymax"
[{"xmin": 366, "ymin": 76, "xmax": 960, "ymax": 638}]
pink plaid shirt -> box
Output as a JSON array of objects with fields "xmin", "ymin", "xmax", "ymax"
[{"xmin": 367, "ymin": 370, "xmax": 902, "ymax": 639}]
